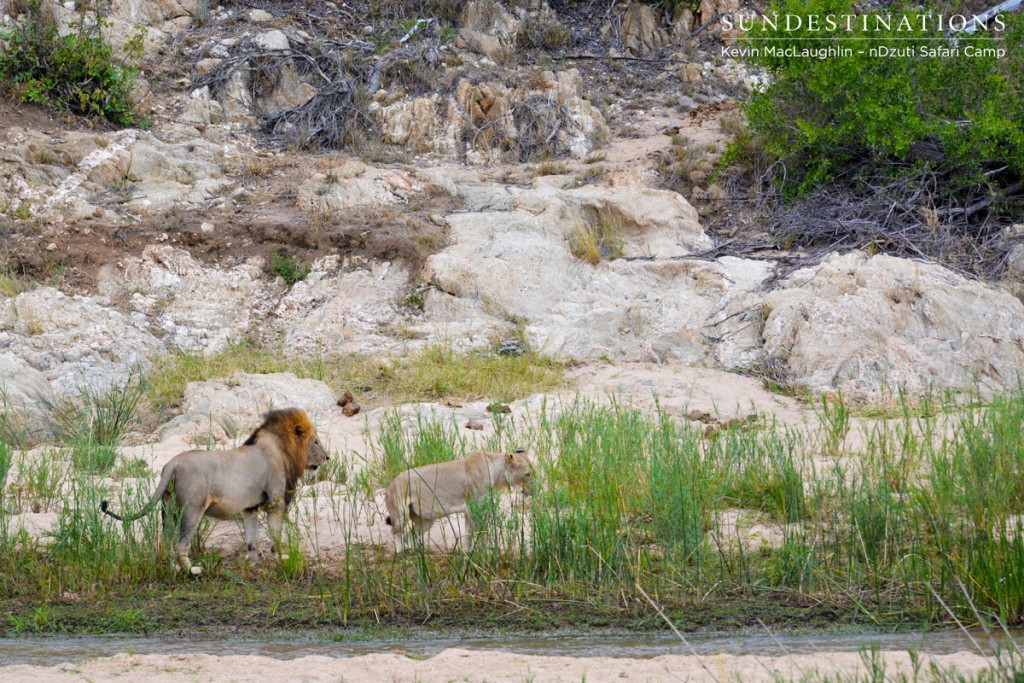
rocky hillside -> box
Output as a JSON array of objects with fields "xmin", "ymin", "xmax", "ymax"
[{"xmin": 1, "ymin": 0, "xmax": 1022, "ymax": 436}]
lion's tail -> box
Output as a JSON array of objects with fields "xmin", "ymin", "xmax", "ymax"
[{"xmin": 100, "ymin": 462, "xmax": 176, "ymax": 522}]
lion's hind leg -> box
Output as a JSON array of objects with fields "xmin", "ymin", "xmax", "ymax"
[{"xmin": 175, "ymin": 504, "xmax": 205, "ymax": 576}]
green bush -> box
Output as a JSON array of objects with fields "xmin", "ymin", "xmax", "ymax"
[
  {"xmin": 0, "ymin": 0, "xmax": 148, "ymax": 127},
  {"xmin": 732, "ymin": 0, "xmax": 1024, "ymax": 203},
  {"xmin": 266, "ymin": 251, "xmax": 310, "ymax": 285}
]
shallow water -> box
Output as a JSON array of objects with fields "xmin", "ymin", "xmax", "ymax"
[{"xmin": 1, "ymin": 629, "xmax": 1020, "ymax": 667}]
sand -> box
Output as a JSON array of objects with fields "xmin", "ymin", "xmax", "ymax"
[{"xmin": 0, "ymin": 648, "xmax": 1005, "ymax": 682}]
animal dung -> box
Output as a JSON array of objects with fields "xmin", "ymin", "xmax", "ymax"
[
  {"xmin": 343, "ymin": 402, "xmax": 361, "ymax": 417},
  {"xmin": 465, "ymin": 420, "xmax": 484, "ymax": 430},
  {"xmin": 337, "ymin": 391, "xmax": 355, "ymax": 407}
]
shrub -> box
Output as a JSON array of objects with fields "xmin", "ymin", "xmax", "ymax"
[
  {"xmin": 266, "ymin": 251, "xmax": 310, "ymax": 285},
  {"xmin": 731, "ymin": 0, "xmax": 1024, "ymax": 206},
  {"xmin": 0, "ymin": 0, "xmax": 148, "ymax": 127}
]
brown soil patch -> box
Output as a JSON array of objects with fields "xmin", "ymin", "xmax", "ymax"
[
  {"xmin": 0, "ymin": 97, "xmax": 102, "ymax": 136},
  {"xmin": 1, "ymin": 193, "xmax": 457, "ymax": 293}
]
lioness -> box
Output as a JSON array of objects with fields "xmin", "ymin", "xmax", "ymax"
[
  {"xmin": 101, "ymin": 408, "xmax": 329, "ymax": 575},
  {"xmin": 384, "ymin": 449, "xmax": 533, "ymax": 552}
]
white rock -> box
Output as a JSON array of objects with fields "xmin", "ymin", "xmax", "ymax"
[
  {"xmin": 159, "ymin": 373, "xmax": 339, "ymax": 446},
  {"xmin": 276, "ymin": 258, "xmax": 410, "ymax": 356},
  {"xmin": 761, "ymin": 251, "xmax": 1024, "ymax": 400},
  {"xmin": 5, "ymin": 287, "xmax": 163, "ymax": 394},
  {"xmin": 97, "ymin": 246, "xmax": 274, "ymax": 354},
  {"xmin": 0, "ymin": 353, "xmax": 56, "ymax": 435},
  {"xmin": 255, "ymin": 29, "xmax": 290, "ymax": 51},
  {"xmin": 422, "ymin": 180, "xmax": 767, "ymax": 362}
]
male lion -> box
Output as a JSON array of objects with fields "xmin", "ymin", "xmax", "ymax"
[
  {"xmin": 384, "ymin": 449, "xmax": 533, "ymax": 552},
  {"xmin": 101, "ymin": 407, "xmax": 329, "ymax": 575}
]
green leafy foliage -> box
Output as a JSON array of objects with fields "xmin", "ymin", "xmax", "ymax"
[
  {"xmin": 733, "ymin": 0, "xmax": 1024, "ymax": 203},
  {"xmin": 0, "ymin": 0, "xmax": 148, "ymax": 127},
  {"xmin": 266, "ymin": 251, "xmax": 310, "ymax": 285}
]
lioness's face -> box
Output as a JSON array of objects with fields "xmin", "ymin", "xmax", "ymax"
[
  {"xmin": 506, "ymin": 451, "xmax": 534, "ymax": 497},
  {"xmin": 307, "ymin": 435, "xmax": 330, "ymax": 471}
]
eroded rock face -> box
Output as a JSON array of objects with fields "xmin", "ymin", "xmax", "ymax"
[
  {"xmin": 275, "ymin": 256, "xmax": 410, "ymax": 356},
  {"xmin": 97, "ymin": 246, "xmax": 275, "ymax": 354},
  {"xmin": 620, "ymin": 3, "xmax": 667, "ymax": 56},
  {"xmin": 458, "ymin": 0, "xmax": 521, "ymax": 61},
  {"xmin": 0, "ymin": 125, "xmax": 231, "ymax": 219},
  {"xmin": 760, "ymin": 251, "xmax": 1024, "ymax": 400},
  {"xmin": 295, "ymin": 161, "xmax": 431, "ymax": 214},
  {"xmin": 378, "ymin": 69, "xmax": 608, "ymax": 161},
  {"xmin": 2, "ymin": 287, "xmax": 163, "ymax": 395},
  {"xmin": 422, "ymin": 180, "xmax": 768, "ymax": 362}
]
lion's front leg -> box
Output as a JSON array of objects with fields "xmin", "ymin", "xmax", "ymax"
[
  {"xmin": 242, "ymin": 510, "xmax": 264, "ymax": 563},
  {"xmin": 265, "ymin": 502, "xmax": 288, "ymax": 562}
]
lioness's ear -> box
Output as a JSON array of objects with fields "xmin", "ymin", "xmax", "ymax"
[{"xmin": 506, "ymin": 453, "xmax": 515, "ymax": 464}]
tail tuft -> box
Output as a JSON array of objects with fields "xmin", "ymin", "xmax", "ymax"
[
  {"xmin": 100, "ymin": 500, "xmax": 124, "ymax": 520},
  {"xmin": 385, "ymin": 516, "xmax": 392, "ymax": 526}
]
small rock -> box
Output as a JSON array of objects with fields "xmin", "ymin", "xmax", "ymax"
[
  {"xmin": 337, "ymin": 391, "xmax": 355, "ymax": 407},
  {"xmin": 497, "ymin": 339, "xmax": 526, "ymax": 357},
  {"xmin": 255, "ymin": 30, "xmax": 290, "ymax": 51},
  {"xmin": 465, "ymin": 420, "xmax": 485, "ymax": 430},
  {"xmin": 342, "ymin": 402, "xmax": 361, "ymax": 417},
  {"xmin": 247, "ymin": 8, "xmax": 273, "ymax": 22},
  {"xmin": 200, "ymin": 222, "xmax": 214, "ymax": 233},
  {"xmin": 688, "ymin": 409, "xmax": 714, "ymax": 424},
  {"xmin": 363, "ymin": 25, "xmax": 374, "ymax": 34},
  {"xmin": 679, "ymin": 63, "xmax": 702, "ymax": 83},
  {"xmin": 195, "ymin": 58, "xmax": 222, "ymax": 76},
  {"xmin": 46, "ymin": 243, "xmax": 57, "ymax": 251}
]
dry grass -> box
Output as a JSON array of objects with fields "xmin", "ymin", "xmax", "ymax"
[
  {"xmin": 568, "ymin": 211, "xmax": 624, "ymax": 265},
  {"xmin": 533, "ymin": 160, "xmax": 571, "ymax": 177}
]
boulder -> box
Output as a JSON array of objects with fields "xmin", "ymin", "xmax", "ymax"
[
  {"xmin": 159, "ymin": 373, "xmax": 339, "ymax": 445},
  {"xmin": 0, "ymin": 354, "xmax": 56, "ymax": 437},
  {"xmin": 80, "ymin": 130, "xmax": 230, "ymax": 213},
  {"xmin": 255, "ymin": 30, "xmax": 290, "ymax": 51},
  {"xmin": 760, "ymin": 251, "xmax": 1024, "ymax": 400}
]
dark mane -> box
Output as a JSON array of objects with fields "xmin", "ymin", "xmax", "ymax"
[{"xmin": 243, "ymin": 408, "xmax": 313, "ymax": 502}]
